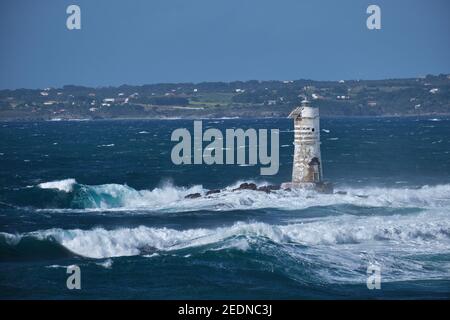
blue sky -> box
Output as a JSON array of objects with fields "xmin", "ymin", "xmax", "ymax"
[{"xmin": 0, "ymin": 0, "xmax": 449, "ymax": 89}]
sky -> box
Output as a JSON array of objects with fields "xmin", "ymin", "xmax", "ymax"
[{"xmin": 0, "ymin": 0, "xmax": 449, "ymax": 89}]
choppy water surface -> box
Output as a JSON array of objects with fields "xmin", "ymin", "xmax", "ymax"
[{"xmin": 1, "ymin": 117, "xmax": 449, "ymax": 299}]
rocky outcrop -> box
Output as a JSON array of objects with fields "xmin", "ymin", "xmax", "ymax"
[
  {"xmin": 185, "ymin": 183, "xmax": 287, "ymax": 199},
  {"xmin": 232, "ymin": 183, "xmax": 258, "ymax": 191},
  {"xmin": 184, "ymin": 180, "xmax": 345, "ymax": 200},
  {"xmin": 257, "ymin": 185, "xmax": 280, "ymax": 193},
  {"xmin": 206, "ymin": 189, "xmax": 221, "ymax": 196},
  {"xmin": 185, "ymin": 193, "xmax": 201, "ymax": 199}
]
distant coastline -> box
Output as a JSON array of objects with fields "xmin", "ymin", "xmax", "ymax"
[
  {"xmin": 2, "ymin": 114, "xmax": 450, "ymax": 123},
  {"xmin": 1, "ymin": 74, "xmax": 448, "ymax": 121}
]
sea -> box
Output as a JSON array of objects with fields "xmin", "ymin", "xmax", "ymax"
[{"xmin": 0, "ymin": 117, "xmax": 449, "ymax": 299}]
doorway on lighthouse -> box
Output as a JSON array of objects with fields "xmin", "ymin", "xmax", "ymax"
[{"xmin": 309, "ymin": 157, "xmax": 321, "ymax": 182}]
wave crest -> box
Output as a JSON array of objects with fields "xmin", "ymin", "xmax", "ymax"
[
  {"xmin": 3, "ymin": 210, "xmax": 449, "ymax": 259},
  {"xmin": 29, "ymin": 179, "xmax": 450, "ymax": 212},
  {"xmin": 38, "ymin": 179, "xmax": 77, "ymax": 193}
]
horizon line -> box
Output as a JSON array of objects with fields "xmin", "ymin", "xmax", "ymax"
[{"xmin": 1, "ymin": 72, "xmax": 449, "ymax": 91}]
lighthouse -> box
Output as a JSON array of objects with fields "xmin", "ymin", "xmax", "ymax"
[{"xmin": 281, "ymin": 99, "xmax": 333, "ymax": 193}]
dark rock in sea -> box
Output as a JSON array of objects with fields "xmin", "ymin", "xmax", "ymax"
[
  {"xmin": 315, "ymin": 181, "xmax": 334, "ymax": 194},
  {"xmin": 257, "ymin": 184, "xmax": 280, "ymax": 193},
  {"xmin": 185, "ymin": 193, "xmax": 201, "ymax": 199},
  {"xmin": 206, "ymin": 189, "xmax": 221, "ymax": 196},
  {"xmin": 232, "ymin": 182, "xmax": 257, "ymax": 191},
  {"xmin": 186, "ymin": 183, "xmax": 281, "ymax": 199},
  {"xmin": 335, "ymin": 191, "xmax": 347, "ymax": 195},
  {"xmin": 257, "ymin": 186, "xmax": 272, "ymax": 193}
]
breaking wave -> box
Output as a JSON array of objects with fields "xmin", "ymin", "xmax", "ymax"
[
  {"xmin": 24, "ymin": 178, "xmax": 450, "ymax": 212},
  {"xmin": 38, "ymin": 179, "xmax": 77, "ymax": 193},
  {"xmin": 2, "ymin": 209, "xmax": 449, "ymax": 260}
]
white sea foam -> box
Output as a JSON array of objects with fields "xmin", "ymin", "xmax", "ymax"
[
  {"xmin": 38, "ymin": 179, "xmax": 77, "ymax": 193},
  {"xmin": 143, "ymin": 253, "xmax": 159, "ymax": 258},
  {"xmin": 5, "ymin": 207, "xmax": 450, "ymax": 283},
  {"xmin": 10, "ymin": 209, "xmax": 450, "ymax": 260},
  {"xmin": 34, "ymin": 179, "xmax": 450, "ymax": 212},
  {"xmin": 96, "ymin": 259, "xmax": 113, "ymax": 269},
  {"xmin": 45, "ymin": 265, "xmax": 67, "ymax": 269},
  {"xmin": 97, "ymin": 144, "xmax": 115, "ymax": 147}
]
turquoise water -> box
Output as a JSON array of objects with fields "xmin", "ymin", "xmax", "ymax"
[{"xmin": 1, "ymin": 117, "xmax": 450, "ymax": 299}]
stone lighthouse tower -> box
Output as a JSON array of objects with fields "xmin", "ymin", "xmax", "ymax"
[{"xmin": 282, "ymin": 99, "xmax": 332, "ymax": 192}]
